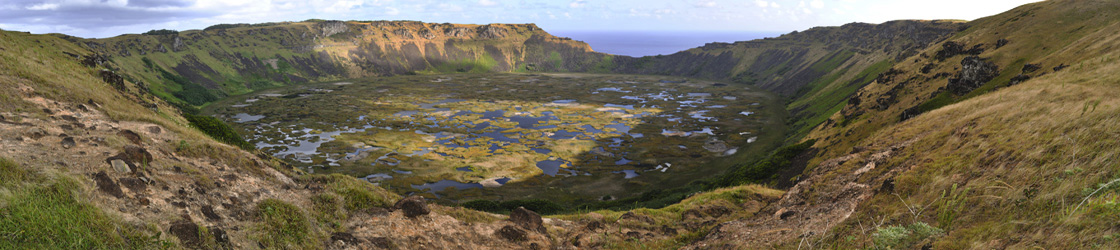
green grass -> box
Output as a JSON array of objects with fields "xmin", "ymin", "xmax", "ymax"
[
  {"xmin": 256, "ymin": 199, "xmax": 319, "ymax": 250},
  {"xmin": 789, "ymin": 59, "xmax": 892, "ymax": 141},
  {"xmin": 183, "ymin": 113, "xmax": 254, "ymax": 150},
  {"xmin": 0, "ymin": 158, "xmax": 169, "ymax": 249},
  {"xmin": 303, "ymin": 174, "xmax": 399, "ymax": 212}
]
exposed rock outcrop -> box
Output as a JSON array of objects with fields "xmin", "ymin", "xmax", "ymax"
[{"xmin": 947, "ymin": 56, "xmax": 999, "ymax": 95}]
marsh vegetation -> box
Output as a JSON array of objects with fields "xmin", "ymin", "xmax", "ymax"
[{"xmin": 205, "ymin": 73, "xmax": 786, "ymax": 204}]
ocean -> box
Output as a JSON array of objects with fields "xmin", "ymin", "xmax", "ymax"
[{"xmin": 549, "ymin": 30, "xmax": 782, "ymax": 57}]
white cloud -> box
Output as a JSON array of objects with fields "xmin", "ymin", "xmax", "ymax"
[
  {"xmin": 478, "ymin": 0, "xmax": 497, "ymax": 7},
  {"xmin": 569, "ymin": 0, "xmax": 586, "ymax": 8},
  {"xmin": 770, "ymin": 2, "xmax": 780, "ymax": 8},
  {"xmin": 810, "ymin": 0, "xmax": 824, "ymax": 9},
  {"xmin": 385, "ymin": 7, "xmax": 400, "ymax": 15},
  {"xmin": 26, "ymin": 3, "xmax": 59, "ymax": 10},
  {"xmin": 754, "ymin": 0, "xmax": 768, "ymax": 8},
  {"xmin": 695, "ymin": 1, "xmax": 717, "ymax": 8}
]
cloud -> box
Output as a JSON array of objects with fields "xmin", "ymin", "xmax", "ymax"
[
  {"xmin": 385, "ymin": 7, "xmax": 400, "ymax": 15},
  {"xmin": 478, "ymin": 0, "xmax": 497, "ymax": 7},
  {"xmin": 569, "ymin": 0, "xmax": 585, "ymax": 8},
  {"xmin": 695, "ymin": 1, "xmax": 717, "ymax": 8},
  {"xmin": 754, "ymin": 0, "xmax": 768, "ymax": 8},
  {"xmin": 810, "ymin": 0, "xmax": 824, "ymax": 9}
]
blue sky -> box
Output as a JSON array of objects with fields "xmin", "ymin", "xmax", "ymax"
[{"xmin": 0, "ymin": 0, "xmax": 1042, "ymax": 38}]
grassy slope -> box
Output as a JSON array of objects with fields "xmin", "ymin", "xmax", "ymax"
[
  {"xmin": 784, "ymin": 0, "xmax": 1120, "ymax": 248},
  {"xmin": 0, "ymin": 30, "xmax": 402, "ymax": 249},
  {"xmin": 609, "ymin": 20, "xmax": 963, "ymax": 142},
  {"xmin": 805, "ymin": 0, "xmax": 1120, "ymax": 164}
]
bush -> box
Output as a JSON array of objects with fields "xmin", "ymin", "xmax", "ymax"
[
  {"xmin": 873, "ymin": 222, "xmax": 944, "ymax": 250},
  {"xmin": 712, "ymin": 139, "xmax": 816, "ymax": 187},
  {"xmin": 461, "ymin": 200, "xmax": 502, "ymax": 212},
  {"xmin": 460, "ymin": 199, "xmax": 564, "ymax": 215},
  {"xmin": 142, "ymin": 29, "xmax": 179, "ymax": 36},
  {"xmin": 256, "ymin": 199, "xmax": 317, "ymax": 250},
  {"xmin": 183, "ymin": 113, "xmax": 254, "ymax": 150},
  {"xmin": 302, "ymin": 174, "xmax": 397, "ymax": 212}
]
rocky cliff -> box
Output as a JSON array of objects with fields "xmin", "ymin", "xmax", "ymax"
[{"xmin": 69, "ymin": 20, "xmax": 608, "ymax": 107}]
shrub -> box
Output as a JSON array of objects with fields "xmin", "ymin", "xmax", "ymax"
[
  {"xmin": 461, "ymin": 200, "xmax": 502, "ymax": 212},
  {"xmin": 302, "ymin": 174, "xmax": 397, "ymax": 212},
  {"xmin": 256, "ymin": 199, "xmax": 317, "ymax": 250},
  {"xmin": 461, "ymin": 199, "xmax": 564, "ymax": 215},
  {"xmin": 712, "ymin": 139, "xmax": 816, "ymax": 187},
  {"xmin": 183, "ymin": 113, "xmax": 253, "ymax": 150},
  {"xmin": 142, "ymin": 29, "xmax": 179, "ymax": 36},
  {"xmin": 872, "ymin": 222, "xmax": 944, "ymax": 250}
]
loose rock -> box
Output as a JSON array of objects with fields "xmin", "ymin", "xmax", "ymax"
[
  {"xmin": 392, "ymin": 196, "xmax": 430, "ymax": 218},
  {"xmin": 509, "ymin": 207, "xmax": 546, "ymax": 233}
]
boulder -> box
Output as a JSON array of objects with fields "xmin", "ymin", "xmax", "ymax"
[
  {"xmin": 509, "ymin": 207, "xmax": 546, "ymax": 233},
  {"xmin": 118, "ymin": 130, "xmax": 142, "ymax": 145},
  {"xmin": 619, "ymin": 212, "xmax": 655, "ymax": 224},
  {"xmin": 497, "ymin": 225, "xmax": 527, "ymax": 242},
  {"xmin": 92, "ymin": 171, "xmax": 124, "ymax": 198},
  {"xmin": 392, "ymin": 196, "xmax": 430, "ymax": 218},
  {"xmin": 169, "ymin": 219, "xmax": 203, "ymax": 248}
]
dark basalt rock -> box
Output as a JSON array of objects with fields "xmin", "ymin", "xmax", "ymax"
[
  {"xmin": 369, "ymin": 237, "xmax": 393, "ymax": 249},
  {"xmin": 619, "ymin": 212, "xmax": 655, "ymax": 224},
  {"xmin": 392, "ymin": 196, "xmax": 429, "ymax": 218},
  {"xmin": 1053, "ymin": 63, "xmax": 1069, "ymax": 72},
  {"xmin": 105, "ymin": 145, "xmax": 153, "ymax": 172},
  {"xmin": 497, "ymin": 225, "xmax": 527, "ymax": 242},
  {"xmin": 92, "ymin": 171, "xmax": 124, "ymax": 198},
  {"xmin": 118, "ymin": 177, "xmax": 147, "ymax": 192},
  {"xmin": 1022, "ymin": 63, "xmax": 1042, "ymax": 74},
  {"xmin": 201, "ymin": 205, "xmax": 221, "ymax": 221},
  {"xmin": 331, "ymin": 232, "xmax": 359, "ymax": 245},
  {"xmin": 118, "ymin": 130, "xmax": 142, "ymax": 145},
  {"xmin": 60, "ymin": 136, "xmax": 76, "ymax": 149},
  {"xmin": 169, "ymin": 219, "xmax": 203, "ymax": 248},
  {"xmin": 995, "ymin": 38, "xmax": 1010, "ymax": 49},
  {"xmin": 947, "ymin": 56, "xmax": 999, "ymax": 95},
  {"xmin": 509, "ymin": 207, "xmax": 546, "ymax": 233},
  {"xmin": 1009, "ymin": 74, "xmax": 1032, "ymax": 85}
]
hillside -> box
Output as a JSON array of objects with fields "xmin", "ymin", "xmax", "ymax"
[
  {"xmin": 608, "ymin": 20, "xmax": 965, "ymax": 140},
  {"xmin": 68, "ymin": 20, "xmax": 609, "ymax": 107},
  {"xmin": 687, "ymin": 0, "xmax": 1120, "ymax": 248},
  {"xmin": 4, "ymin": 0, "xmax": 1120, "ymax": 248}
]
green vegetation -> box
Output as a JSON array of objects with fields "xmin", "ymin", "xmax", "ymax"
[
  {"xmin": 0, "ymin": 158, "xmax": 168, "ymax": 249},
  {"xmin": 160, "ymin": 68, "xmax": 220, "ymax": 106},
  {"xmin": 142, "ymin": 29, "xmax": 179, "ymax": 36},
  {"xmin": 307, "ymin": 174, "xmax": 398, "ymax": 211},
  {"xmin": 872, "ymin": 222, "xmax": 944, "ymax": 249},
  {"xmin": 256, "ymin": 199, "xmax": 318, "ymax": 250},
  {"xmin": 183, "ymin": 113, "xmax": 253, "ymax": 150},
  {"xmin": 461, "ymin": 199, "xmax": 564, "ymax": 215},
  {"xmin": 712, "ymin": 139, "xmax": 815, "ymax": 187}
]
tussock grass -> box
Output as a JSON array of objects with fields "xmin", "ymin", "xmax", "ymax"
[
  {"xmin": 0, "ymin": 158, "xmax": 168, "ymax": 249},
  {"xmin": 256, "ymin": 199, "xmax": 319, "ymax": 250},
  {"xmin": 553, "ymin": 185, "xmax": 784, "ymax": 249},
  {"xmin": 302, "ymin": 174, "xmax": 400, "ymax": 212},
  {"xmin": 822, "ymin": 32, "xmax": 1120, "ymax": 248}
]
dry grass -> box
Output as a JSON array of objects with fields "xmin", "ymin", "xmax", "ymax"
[{"xmin": 822, "ymin": 37, "xmax": 1120, "ymax": 248}]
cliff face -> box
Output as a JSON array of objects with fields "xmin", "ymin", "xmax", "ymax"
[
  {"xmin": 608, "ymin": 20, "xmax": 965, "ymax": 139},
  {"xmin": 74, "ymin": 20, "xmax": 607, "ymax": 106}
]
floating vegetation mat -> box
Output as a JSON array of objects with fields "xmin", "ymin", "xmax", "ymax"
[{"xmin": 205, "ymin": 73, "xmax": 785, "ymax": 202}]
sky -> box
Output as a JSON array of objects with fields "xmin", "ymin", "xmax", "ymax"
[{"xmin": 0, "ymin": 0, "xmax": 1043, "ymax": 38}]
